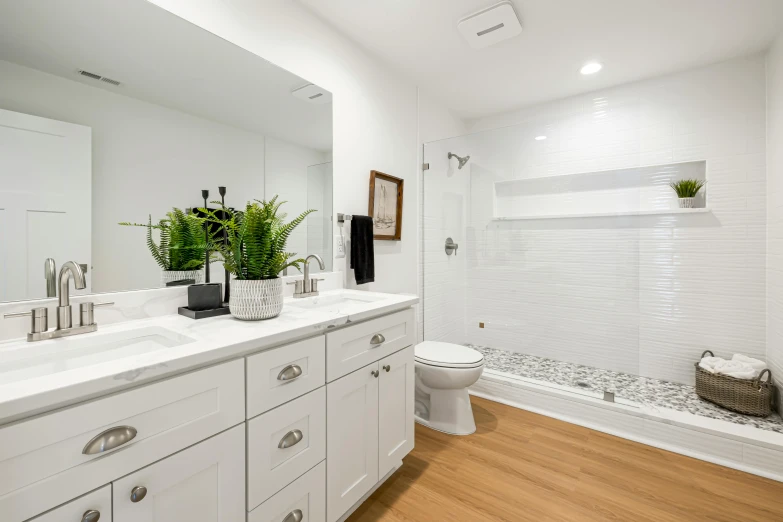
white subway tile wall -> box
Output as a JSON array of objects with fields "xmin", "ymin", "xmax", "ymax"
[
  {"xmin": 768, "ymin": 37, "xmax": 783, "ymax": 406},
  {"xmin": 423, "ymin": 55, "xmax": 767, "ymax": 385}
]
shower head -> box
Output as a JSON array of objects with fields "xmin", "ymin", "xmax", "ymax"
[{"xmin": 448, "ymin": 152, "xmax": 471, "ymax": 170}]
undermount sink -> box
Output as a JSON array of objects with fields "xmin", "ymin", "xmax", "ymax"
[
  {"xmin": 287, "ymin": 291, "xmax": 385, "ymax": 311},
  {"xmin": 0, "ymin": 326, "xmax": 195, "ymax": 385}
]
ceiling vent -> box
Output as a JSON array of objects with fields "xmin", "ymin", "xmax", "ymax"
[
  {"xmin": 78, "ymin": 70, "xmax": 121, "ymax": 87},
  {"xmin": 457, "ymin": 1, "xmax": 522, "ymax": 49},
  {"xmin": 291, "ymin": 84, "xmax": 332, "ymax": 105}
]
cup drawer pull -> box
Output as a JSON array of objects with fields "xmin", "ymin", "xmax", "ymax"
[
  {"xmin": 370, "ymin": 333, "xmax": 385, "ymax": 345},
  {"xmin": 278, "ymin": 364, "xmax": 303, "ymax": 381},
  {"xmin": 282, "ymin": 509, "xmax": 303, "ymax": 522},
  {"xmin": 82, "ymin": 426, "xmax": 137, "ymax": 455},
  {"xmin": 278, "ymin": 429, "xmax": 304, "ymax": 449}
]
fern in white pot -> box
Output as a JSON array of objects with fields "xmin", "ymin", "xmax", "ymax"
[{"xmin": 200, "ymin": 197, "xmax": 314, "ymax": 320}]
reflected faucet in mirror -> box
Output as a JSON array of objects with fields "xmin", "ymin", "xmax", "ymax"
[
  {"xmin": 44, "ymin": 258, "xmax": 57, "ymax": 298},
  {"xmin": 3, "ymin": 260, "xmax": 113, "ymax": 342}
]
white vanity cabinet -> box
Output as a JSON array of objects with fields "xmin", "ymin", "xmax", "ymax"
[
  {"xmin": 325, "ymin": 308, "xmax": 415, "ymax": 522},
  {"xmin": 0, "ymin": 303, "xmax": 417, "ymax": 522},
  {"xmin": 113, "ymin": 424, "xmax": 246, "ymax": 522}
]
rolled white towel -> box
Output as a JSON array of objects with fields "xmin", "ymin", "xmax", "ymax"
[
  {"xmin": 699, "ymin": 356, "xmax": 725, "ymax": 373},
  {"xmin": 714, "ymin": 360, "xmax": 758, "ymax": 380},
  {"xmin": 731, "ymin": 354, "xmax": 767, "ymax": 373}
]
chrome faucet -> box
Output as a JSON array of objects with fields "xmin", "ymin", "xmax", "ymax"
[
  {"xmin": 287, "ymin": 254, "xmax": 326, "ymax": 298},
  {"xmin": 3, "ymin": 260, "xmax": 113, "ymax": 342}
]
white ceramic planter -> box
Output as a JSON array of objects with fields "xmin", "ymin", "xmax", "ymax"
[
  {"xmin": 161, "ymin": 269, "xmax": 203, "ymax": 287},
  {"xmin": 678, "ymin": 197, "xmax": 695, "ymax": 209},
  {"xmin": 229, "ymin": 278, "xmax": 283, "ymax": 320}
]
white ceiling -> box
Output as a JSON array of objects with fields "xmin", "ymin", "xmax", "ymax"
[
  {"xmin": 299, "ymin": 0, "xmax": 783, "ymax": 121},
  {"xmin": 0, "ymin": 0, "xmax": 333, "ymax": 151}
]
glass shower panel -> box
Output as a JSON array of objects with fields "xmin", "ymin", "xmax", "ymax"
[{"xmin": 423, "ymin": 98, "xmax": 647, "ymax": 399}]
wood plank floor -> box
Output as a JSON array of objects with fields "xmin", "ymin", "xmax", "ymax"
[{"xmin": 347, "ymin": 396, "xmax": 783, "ymax": 522}]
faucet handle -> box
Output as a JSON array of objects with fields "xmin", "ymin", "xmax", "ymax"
[
  {"xmin": 4, "ymin": 307, "xmax": 48, "ymax": 334},
  {"xmin": 286, "ymin": 280, "xmax": 304, "ymax": 295},
  {"xmin": 310, "ymin": 278, "xmax": 326, "ymax": 293}
]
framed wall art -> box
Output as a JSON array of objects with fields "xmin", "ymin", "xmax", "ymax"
[{"xmin": 368, "ymin": 170, "xmax": 403, "ymax": 240}]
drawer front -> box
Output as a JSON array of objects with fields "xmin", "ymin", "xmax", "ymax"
[
  {"xmin": 30, "ymin": 485, "xmax": 112, "ymax": 522},
  {"xmin": 248, "ymin": 461, "xmax": 325, "ymax": 522},
  {"xmin": 247, "ymin": 387, "xmax": 326, "ymax": 511},
  {"xmin": 0, "ymin": 360, "xmax": 244, "ymax": 522},
  {"xmin": 325, "ymin": 308, "xmax": 415, "ymax": 381},
  {"xmin": 246, "ymin": 336, "xmax": 325, "ymax": 418}
]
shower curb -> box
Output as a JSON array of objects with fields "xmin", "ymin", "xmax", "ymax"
[{"xmin": 471, "ymin": 371, "xmax": 783, "ymax": 482}]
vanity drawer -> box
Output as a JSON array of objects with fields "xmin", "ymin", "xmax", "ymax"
[
  {"xmin": 326, "ymin": 308, "xmax": 415, "ymax": 381},
  {"xmin": 247, "ymin": 386, "xmax": 326, "ymax": 511},
  {"xmin": 246, "ymin": 336, "xmax": 325, "ymax": 418},
  {"xmin": 30, "ymin": 485, "xmax": 112, "ymax": 522},
  {"xmin": 248, "ymin": 461, "xmax": 325, "ymax": 522},
  {"xmin": 0, "ymin": 360, "xmax": 244, "ymax": 522}
]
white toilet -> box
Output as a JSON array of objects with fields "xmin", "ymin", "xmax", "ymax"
[{"xmin": 414, "ymin": 341, "xmax": 485, "ymax": 435}]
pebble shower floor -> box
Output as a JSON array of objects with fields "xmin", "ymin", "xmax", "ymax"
[{"xmin": 470, "ymin": 345, "xmax": 783, "ymax": 435}]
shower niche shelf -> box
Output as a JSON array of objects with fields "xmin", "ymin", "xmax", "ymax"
[{"xmin": 493, "ymin": 160, "xmax": 707, "ymax": 220}]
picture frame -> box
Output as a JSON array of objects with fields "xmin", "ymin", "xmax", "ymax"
[{"xmin": 368, "ymin": 170, "xmax": 404, "ymax": 240}]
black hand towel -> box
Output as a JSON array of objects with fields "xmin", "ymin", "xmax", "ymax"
[{"xmin": 350, "ymin": 215, "xmax": 375, "ymax": 285}]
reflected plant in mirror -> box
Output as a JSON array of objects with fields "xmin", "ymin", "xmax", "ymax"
[
  {"xmin": 119, "ymin": 208, "xmax": 214, "ymax": 287},
  {"xmin": 200, "ymin": 197, "xmax": 314, "ymax": 320}
]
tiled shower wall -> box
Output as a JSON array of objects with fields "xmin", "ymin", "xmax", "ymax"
[
  {"xmin": 768, "ymin": 35, "xmax": 783, "ymax": 404},
  {"xmin": 423, "ymin": 55, "xmax": 767, "ymax": 385}
]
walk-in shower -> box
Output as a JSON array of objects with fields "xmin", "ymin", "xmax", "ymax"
[{"xmin": 421, "ymin": 94, "xmax": 782, "ymax": 436}]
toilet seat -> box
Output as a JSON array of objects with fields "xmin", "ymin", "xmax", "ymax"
[{"xmin": 414, "ymin": 341, "xmax": 484, "ymax": 369}]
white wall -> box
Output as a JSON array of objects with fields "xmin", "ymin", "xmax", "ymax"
[
  {"xmin": 767, "ymin": 35, "xmax": 783, "ymax": 404},
  {"xmin": 149, "ymin": 0, "xmax": 421, "ymax": 297},
  {"xmin": 423, "ymin": 55, "xmax": 767, "ymax": 385},
  {"xmin": 0, "ymin": 59, "xmax": 266, "ymax": 293}
]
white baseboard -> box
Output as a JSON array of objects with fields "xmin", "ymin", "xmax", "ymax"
[{"xmin": 471, "ymin": 373, "xmax": 783, "ymax": 482}]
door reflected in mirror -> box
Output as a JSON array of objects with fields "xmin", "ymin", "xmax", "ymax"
[{"xmin": 0, "ymin": 0, "xmax": 333, "ymax": 303}]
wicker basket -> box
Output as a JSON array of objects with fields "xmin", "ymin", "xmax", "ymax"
[{"xmin": 694, "ymin": 350, "xmax": 775, "ymax": 417}]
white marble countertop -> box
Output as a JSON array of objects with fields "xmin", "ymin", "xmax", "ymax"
[{"xmin": 0, "ymin": 289, "xmax": 418, "ymax": 425}]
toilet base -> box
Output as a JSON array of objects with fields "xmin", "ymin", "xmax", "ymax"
[{"xmin": 414, "ymin": 387, "xmax": 477, "ymax": 436}]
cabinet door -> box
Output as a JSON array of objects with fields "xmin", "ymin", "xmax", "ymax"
[
  {"xmin": 378, "ymin": 346, "xmax": 415, "ymax": 478},
  {"xmin": 326, "ymin": 363, "xmax": 379, "ymax": 522},
  {"xmin": 29, "ymin": 485, "xmax": 111, "ymax": 522},
  {"xmin": 112, "ymin": 425, "xmax": 245, "ymax": 522}
]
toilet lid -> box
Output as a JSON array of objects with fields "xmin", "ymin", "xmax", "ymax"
[{"xmin": 414, "ymin": 341, "xmax": 484, "ymax": 368}]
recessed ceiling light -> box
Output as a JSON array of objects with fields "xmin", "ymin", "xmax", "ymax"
[
  {"xmin": 580, "ymin": 62, "xmax": 603, "ymax": 75},
  {"xmin": 535, "ymin": 135, "xmax": 547, "ymax": 141}
]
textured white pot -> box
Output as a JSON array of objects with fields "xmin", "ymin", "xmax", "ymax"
[
  {"xmin": 161, "ymin": 269, "xmax": 203, "ymax": 287},
  {"xmin": 678, "ymin": 197, "xmax": 695, "ymax": 208},
  {"xmin": 229, "ymin": 278, "xmax": 283, "ymax": 320}
]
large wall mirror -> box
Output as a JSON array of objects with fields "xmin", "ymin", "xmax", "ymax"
[{"xmin": 0, "ymin": 0, "xmax": 333, "ymax": 303}]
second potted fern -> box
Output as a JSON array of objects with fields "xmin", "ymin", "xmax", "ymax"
[{"xmin": 201, "ymin": 197, "xmax": 313, "ymax": 320}]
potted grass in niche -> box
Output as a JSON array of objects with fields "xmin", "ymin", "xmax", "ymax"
[
  {"xmin": 119, "ymin": 208, "xmax": 213, "ymax": 286},
  {"xmin": 200, "ymin": 197, "xmax": 314, "ymax": 320},
  {"xmin": 670, "ymin": 179, "xmax": 706, "ymax": 209}
]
